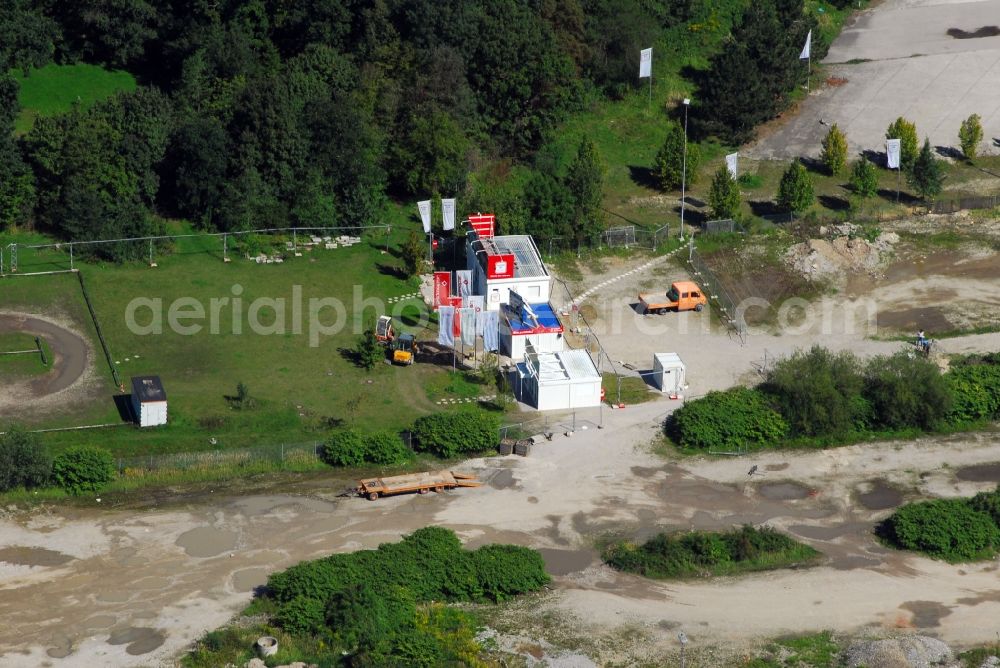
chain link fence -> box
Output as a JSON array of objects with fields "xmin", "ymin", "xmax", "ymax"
[
  {"xmin": 686, "ymin": 247, "xmax": 747, "ymax": 342},
  {"xmin": 703, "ymin": 219, "xmax": 747, "ymax": 235},
  {"xmin": 2, "ymin": 225, "xmax": 392, "ymax": 276},
  {"xmin": 116, "ymin": 440, "xmax": 325, "ymax": 473}
]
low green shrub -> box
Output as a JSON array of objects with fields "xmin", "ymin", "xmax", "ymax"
[
  {"xmin": 0, "ymin": 425, "xmax": 51, "ymax": 491},
  {"xmin": 882, "ymin": 498, "xmax": 1000, "ymax": 561},
  {"xmin": 260, "ymin": 527, "xmax": 549, "ymax": 665},
  {"xmin": 411, "ymin": 409, "xmax": 500, "ymax": 458},
  {"xmin": 321, "ymin": 429, "xmax": 409, "ymax": 467},
  {"xmin": 863, "ymin": 352, "xmax": 951, "ymax": 430},
  {"xmin": 470, "ymin": 544, "xmax": 551, "ymax": 602},
  {"xmin": 969, "ymin": 486, "xmax": 1000, "ymax": 526},
  {"xmin": 51, "ymin": 446, "xmax": 114, "ymax": 494},
  {"xmin": 604, "ymin": 525, "xmax": 818, "ymax": 578},
  {"xmin": 945, "ymin": 357, "xmax": 1000, "ymax": 424},
  {"xmin": 667, "ymin": 387, "xmax": 787, "ymax": 451}
]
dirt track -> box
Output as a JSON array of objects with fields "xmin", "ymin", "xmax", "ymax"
[{"xmin": 0, "ymin": 312, "xmax": 93, "ymax": 416}]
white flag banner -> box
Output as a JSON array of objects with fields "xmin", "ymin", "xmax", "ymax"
[
  {"xmin": 455, "ymin": 269, "xmax": 472, "ymax": 298},
  {"xmin": 886, "ymin": 138, "xmax": 901, "ymax": 169},
  {"xmin": 441, "ymin": 198, "xmax": 456, "ymax": 231},
  {"xmin": 482, "ymin": 310, "xmax": 500, "ymax": 352},
  {"xmin": 725, "ymin": 152, "xmax": 738, "ymax": 179},
  {"xmin": 437, "ymin": 306, "xmax": 455, "ymax": 347},
  {"xmin": 469, "ymin": 296, "xmax": 486, "ymax": 335},
  {"xmin": 639, "ymin": 48, "xmax": 652, "ymax": 79},
  {"xmin": 799, "ymin": 30, "xmax": 811, "ymax": 60},
  {"xmin": 417, "ymin": 200, "xmax": 432, "ymax": 233},
  {"xmin": 459, "ymin": 308, "xmax": 476, "ymax": 346}
]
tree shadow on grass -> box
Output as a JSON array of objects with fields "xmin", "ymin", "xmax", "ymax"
[
  {"xmin": 935, "ymin": 145, "xmax": 964, "ymax": 161},
  {"xmin": 628, "ymin": 165, "xmax": 660, "ymax": 190},
  {"xmin": 818, "ymin": 194, "xmax": 850, "ymax": 211},
  {"xmin": 338, "ymin": 346, "xmax": 364, "ymax": 368},
  {"xmin": 861, "ymin": 149, "xmax": 887, "ymax": 168},
  {"xmin": 877, "ymin": 188, "xmax": 921, "ymax": 205},
  {"xmin": 800, "ymin": 156, "xmax": 828, "ymax": 175},
  {"xmin": 748, "ymin": 200, "xmax": 786, "ymax": 217},
  {"xmin": 376, "ymin": 263, "xmax": 406, "ymax": 279}
]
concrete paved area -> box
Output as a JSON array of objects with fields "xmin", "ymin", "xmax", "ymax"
[{"xmin": 749, "ymin": 0, "xmax": 1000, "ymax": 159}]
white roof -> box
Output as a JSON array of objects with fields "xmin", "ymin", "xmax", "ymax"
[
  {"xmin": 472, "ymin": 233, "xmax": 548, "ymax": 279},
  {"xmin": 533, "ymin": 349, "xmax": 601, "ymax": 385},
  {"xmin": 654, "ymin": 352, "xmax": 684, "ymax": 367}
]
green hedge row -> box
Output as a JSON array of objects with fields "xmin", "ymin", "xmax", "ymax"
[
  {"xmin": 264, "ymin": 527, "xmax": 550, "ymax": 664},
  {"xmin": 322, "ymin": 408, "xmax": 502, "ymax": 468},
  {"xmin": 603, "ymin": 525, "xmax": 819, "ymax": 578},
  {"xmin": 0, "ymin": 427, "xmax": 113, "ymax": 495},
  {"xmin": 882, "ymin": 486, "xmax": 1000, "ymax": 562},
  {"xmin": 668, "ymin": 347, "xmax": 1000, "ymax": 451}
]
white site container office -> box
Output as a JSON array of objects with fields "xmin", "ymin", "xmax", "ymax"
[
  {"xmin": 652, "ymin": 353, "xmax": 686, "ymax": 394},
  {"xmin": 515, "ymin": 347, "xmax": 602, "ymax": 411},
  {"xmin": 467, "ymin": 233, "xmax": 551, "ymax": 311},
  {"xmin": 131, "ymin": 375, "xmax": 168, "ymax": 427}
]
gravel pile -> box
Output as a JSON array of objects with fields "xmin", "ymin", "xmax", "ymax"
[
  {"xmin": 785, "ymin": 228, "xmax": 899, "ymax": 281},
  {"xmin": 844, "ymin": 635, "xmax": 953, "ymax": 668}
]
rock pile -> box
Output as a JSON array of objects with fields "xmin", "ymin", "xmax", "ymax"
[
  {"xmin": 785, "ymin": 223, "xmax": 899, "ymax": 281},
  {"xmin": 843, "ymin": 635, "xmax": 952, "ymax": 668}
]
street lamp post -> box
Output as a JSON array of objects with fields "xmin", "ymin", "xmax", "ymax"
[
  {"xmin": 678, "ymin": 631, "xmax": 689, "ymax": 668},
  {"xmin": 680, "ymin": 98, "xmax": 691, "ymax": 240}
]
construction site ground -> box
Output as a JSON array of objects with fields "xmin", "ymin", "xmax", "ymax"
[{"xmin": 3, "ymin": 228, "xmax": 1000, "ymax": 666}]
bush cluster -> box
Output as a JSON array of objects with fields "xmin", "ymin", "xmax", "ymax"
[
  {"xmin": 265, "ymin": 527, "xmax": 549, "ymax": 663},
  {"xmin": 882, "ymin": 488, "xmax": 1000, "ymax": 561},
  {"xmin": 668, "ymin": 346, "xmax": 975, "ymax": 451},
  {"xmin": 51, "ymin": 446, "xmax": 114, "ymax": 494},
  {"xmin": 603, "ymin": 525, "xmax": 818, "ymax": 578},
  {"xmin": 321, "ymin": 429, "xmax": 409, "ymax": 467},
  {"xmin": 410, "ymin": 410, "xmax": 501, "ymax": 458},
  {"xmin": 667, "ymin": 387, "xmax": 787, "ymax": 451},
  {"xmin": 0, "ymin": 426, "xmax": 51, "ymax": 492}
]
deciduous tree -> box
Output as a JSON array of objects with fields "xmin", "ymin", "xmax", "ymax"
[
  {"xmin": 959, "ymin": 113, "xmax": 983, "ymax": 161},
  {"xmin": 820, "ymin": 124, "xmax": 848, "ymax": 176},
  {"xmin": 885, "ymin": 117, "xmax": 918, "ymax": 171},
  {"xmin": 849, "ymin": 156, "xmax": 878, "ymax": 199}
]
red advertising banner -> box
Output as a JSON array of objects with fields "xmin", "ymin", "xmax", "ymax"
[
  {"xmin": 433, "ymin": 271, "xmax": 452, "ymax": 309},
  {"xmin": 486, "ymin": 253, "xmax": 515, "ymax": 279},
  {"xmin": 468, "ymin": 213, "xmax": 495, "ymax": 239}
]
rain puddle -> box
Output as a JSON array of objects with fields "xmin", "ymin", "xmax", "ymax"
[
  {"xmin": 856, "ymin": 480, "xmax": 903, "ymax": 510},
  {"xmin": 0, "ymin": 546, "xmax": 74, "ymax": 567},
  {"xmin": 537, "ymin": 548, "xmax": 595, "ymax": 576},
  {"xmin": 757, "ymin": 481, "xmax": 812, "ymax": 501},
  {"xmin": 107, "ymin": 627, "xmax": 166, "ymax": 655},
  {"xmin": 230, "ymin": 494, "xmax": 337, "ymax": 516},
  {"xmin": 175, "ymin": 527, "xmax": 238, "ymax": 558},
  {"xmin": 900, "ymin": 600, "xmax": 952, "ymax": 627},
  {"xmin": 232, "ymin": 567, "xmax": 269, "ymax": 593},
  {"xmin": 956, "ymin": 463, "xmax": 1000, "ymax": 482},
  {"xmin": 490, "ymin": 469, "xmax": 517, "ymax": 490}
]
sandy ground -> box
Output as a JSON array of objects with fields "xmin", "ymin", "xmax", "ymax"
[
  {"xmin": 749, "ymin": 0, "xmax": 1000, "ymax": 159},
  {"xmin": 1, "ymin": 403, "xmax": 1000, "ymax": 666}
]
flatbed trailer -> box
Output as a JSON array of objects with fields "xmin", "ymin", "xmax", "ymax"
[{"xmin": 357, "ymin": 470, "xmax": 481, "ymax": 500}]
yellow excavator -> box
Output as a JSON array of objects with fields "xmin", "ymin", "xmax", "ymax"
[{"xmin": 376, "ymin": 315, "xmax": 416, "ymax": 365}]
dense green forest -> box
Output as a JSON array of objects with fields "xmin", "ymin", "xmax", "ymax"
[{"xmin": 0, "ymin": 0, "xmax": 836, "ymax": 257}]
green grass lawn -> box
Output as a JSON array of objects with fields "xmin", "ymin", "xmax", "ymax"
[
  {"xmin": 602, "ymin": 373, "xmax": 656, "ymax": 405},
  {"xmin": 13, "ymin": 62, "xmax": 137, "ymax": 134},
  {"xmin": 0, "ymin": 218, "xmax": 508, "ymax": 458},
  {"xmin": 0, "ymin": 332, "xmax": 51, "ymax": 379}
]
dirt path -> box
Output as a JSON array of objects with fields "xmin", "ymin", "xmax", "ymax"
[
  {"xmin": 2, "ymin": 400, "xmax": 1000, "ymax": 666},
  {"xmin": 0, "ymin": 312, "xmax": 94, "ymax": 415}
]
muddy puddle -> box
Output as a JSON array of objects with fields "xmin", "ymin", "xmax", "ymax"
[
  {"xmin": 876, "ymin": 306, "xmax": 952, "ymax": 332},
  {"xmin": 175, "ymin": 526, "xmax": 238, "ymax": 558},
  {"xmin": 538, "ymin": 548, "xmax": 596, "ymax": 575},
  {"xmin": 956, "ymin": 463, "xmax": 1000, "ymax": 482},
  {"xmin": 230, "ymin": 494, "xmax": 338, "ymax": 516},
  {"xmin": 232, "ymin": 567, "xmax": 269, "ymax": 593},
  {"xmin": 856, "ymin": 480, "xmax": 904, "ymax": 510},
  {"xmin": 757, "ymin": 481, "xmax": 812, "ymax": 501},
  {"xmin": 107, "ymin": 626, "xmax": 166, "ymax": 655},
  {"xmin": 0, "ymin": 546, "xmax": 74, "ymax": 567},
  {"xmin": 490, "ymin": 469, "xmax": 518, "ymax": 490},
  {"xmin": 900, "ymin": 600, "xmax": 952, "ymax": 627}
]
